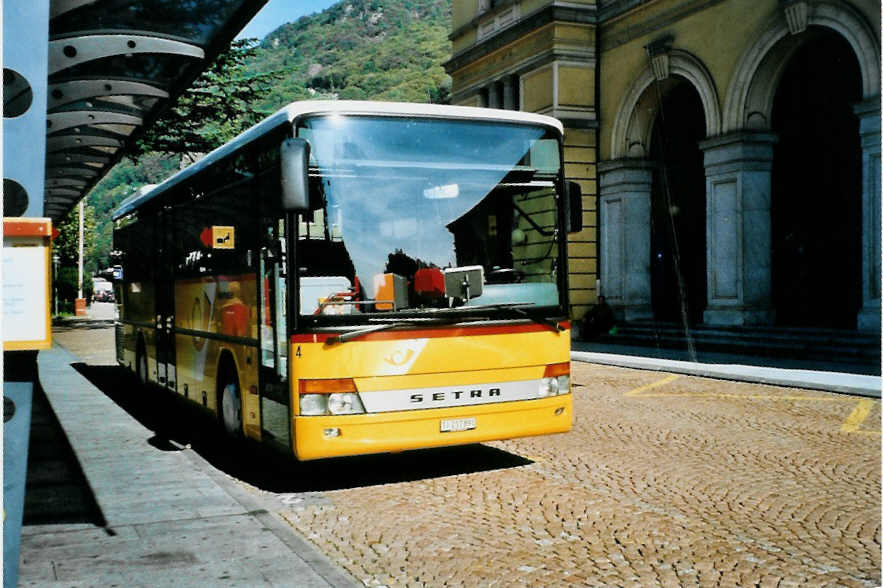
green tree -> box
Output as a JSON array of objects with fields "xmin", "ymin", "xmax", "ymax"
[
  {"xmin": 133, "ymin": 39, "xmax": 281, "ymax": 159},
  {"xmin": 53, "ymin": 204, "xmax": 97, "ymax": 302},
  {"xmin": 85, "ymin": 154, "xmax": 180, "ymax": 270}
]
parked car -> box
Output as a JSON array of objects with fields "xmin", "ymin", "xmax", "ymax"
[{"xmin": 93, "ymin": 279, "xmax": 114, "ymax": 303}]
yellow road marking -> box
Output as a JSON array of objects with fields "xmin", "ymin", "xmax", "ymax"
[
  {"xmin": 840, "ymin": 399, "xmax": 880, "ymax": 434},
  {"xmin": 623, "ymin": 373, "xmax": 881, "ymax": 436},
  {"xmin": 625, "ymin": 374, "xmax": 680, "ymax": 397}
]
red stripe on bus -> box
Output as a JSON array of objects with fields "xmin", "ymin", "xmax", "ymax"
[{"xmin": 291, "ymin": 321, "xmax": 570, "ymax": 343}]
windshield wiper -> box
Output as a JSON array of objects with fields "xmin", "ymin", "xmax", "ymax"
[
  {"xmin": 457, "ymin": 303, "xmax": 565, "ymax": 332},
  {"xmin": 326, "ymin": 317, "xmax": 461, "ymax": 344}
]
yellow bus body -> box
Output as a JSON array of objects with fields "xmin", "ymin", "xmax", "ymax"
[
  {"xmin": 118, "ymin": 274, "xmax": 572, "ymax": 460},
  {"xmin": 290, "ymin": 325, "xmax": 572, "ymax": 460}
]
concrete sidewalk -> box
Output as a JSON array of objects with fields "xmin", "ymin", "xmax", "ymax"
[
  {"xmin": 19, "ymin": 344, "xmax": 358, "ymax": 587},
  {"xmin": 572, "ymin": 348, "xmax": 881, "ymax": 398}
]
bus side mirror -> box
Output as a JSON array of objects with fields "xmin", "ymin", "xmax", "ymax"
[
  {"xmin": 566, "ymin": 181, "xmax": 583, "ymax": 233},
  {"xmin": 280, "ymin": 137, "xmax": 311, "ymax": 212}
]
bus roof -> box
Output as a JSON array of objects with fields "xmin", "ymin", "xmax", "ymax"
[{"xmin": 112, "ymin": 101, "xmax": 564, "ymax": 220}]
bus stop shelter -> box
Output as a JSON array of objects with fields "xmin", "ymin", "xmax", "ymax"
[{"xmin": 2, "ymin": 1, "xmax": 268, "ymax": 584}]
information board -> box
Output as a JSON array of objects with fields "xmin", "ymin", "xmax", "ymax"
[{"xmin": 3, "ymin": 218, "xmax": 52, "ymax": 350}]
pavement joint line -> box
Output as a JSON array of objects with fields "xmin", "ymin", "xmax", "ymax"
[
  {"xmin": 624, "ymin": 374, "xmax": 680, "ymax": 397},
  {"xmin": 840, "ymin": 398, "xmax": 880, "ymax": 434}
]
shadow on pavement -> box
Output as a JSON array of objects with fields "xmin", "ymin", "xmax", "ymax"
[
  {"xmin": 24, "ymin": 382, "xmax": 107, "ymax": 528},
  {"xmin": 71, "ymin": 363, "xmax": 533, "ymax": 494}
]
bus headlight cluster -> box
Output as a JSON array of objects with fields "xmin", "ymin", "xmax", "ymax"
[
  {"xmin": 539, "ymin": 375, "xmax": 571, "ymax": 397},
  {"xmin": 299, "ymin": 393, "xmax": 365, "ymax": 416},
  {"xmin": 300, "ymin": 394, "xmax": 329, "ymax": 416},
  {"xmin": 327, "ymin": 392, "xmax": 365, "ymax": 415}
]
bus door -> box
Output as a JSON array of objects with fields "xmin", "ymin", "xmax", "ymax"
[
  {"xmin": 155, "ymin": 208, "xmax": 176, "ymax": 392},
  {"xmin": 258, "ymin": 217, "xmax": 290, "ymax": 447}
]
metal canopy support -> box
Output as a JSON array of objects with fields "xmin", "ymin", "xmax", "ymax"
[
  {"xmin": 46, "ymin": 187, "xmax": 83, "ymax": 197},
  {"xmin": 49, "ymin": 34, "xmax": 204, "ymax": 74},
  {"xmin": 47, "ymin": 152, "xmax": 112, "ymax": 165},
  {"xmin": 3, "ymin": 0, "xmax": 50, "ymax": 219},
  {"xmin": 47, "ymin": 110, "xmax": 142, "ymax": 133},
  {"xmin": 45, "ymin": 177, "xmax": 89, "ymax": 188},
  {"xmin": 46, "ymin": 166, "xmax": 101, "ymax": 178},
  {"xmin": 47, "ymin": 134, "xmax": 125, "ymax": 152},
  {"xmin": 32, "ymin": 0, "xmax": 269, "ymax": 221},
  {"xmin": 48, "ymin": 79, "xmax": 169, "ymax": 109}
]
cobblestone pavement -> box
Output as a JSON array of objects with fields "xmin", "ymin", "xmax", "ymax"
[
  {"xmin": 265, "ymin": 363, "xmax": 880, "ymax": 587},
  {"xmin": 51, "ymin": 327, "xmax": 881, "ymax": 587}
]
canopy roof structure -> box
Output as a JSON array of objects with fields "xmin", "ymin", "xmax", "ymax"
[{"xmin": 39, "ymin": 0, "xmax": 267, "ymax": 221}]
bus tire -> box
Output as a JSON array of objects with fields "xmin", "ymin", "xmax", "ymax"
[
  {"xmin": 135, "ymin": 338, "xmax": 148, "ymax": 386},
  {"xmin": 218, "ymin": 360, "xmax": 242, "ymax": 437}
]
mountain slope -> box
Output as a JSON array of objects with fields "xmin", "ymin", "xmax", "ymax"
[{"xmin": 247, "ymin": 0, "xmax": 451, "ymax": 111}]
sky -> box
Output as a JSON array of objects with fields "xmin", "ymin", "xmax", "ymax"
[{"xmin": 236, "ymin": 0, "xmax": 340, "ymax": 41}]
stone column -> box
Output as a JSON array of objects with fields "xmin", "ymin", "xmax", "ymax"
[
  {"xmin": 477, "ymin": 88, "xmax": 489, "ymax": 108},
  {"xmin": 598, "ymin": 160, "xmax": 654, "ymax": 321},
  {"xmin": 502, "ymin": 76, "xmax": 518, "ymax": 110},
  {"xmin": 487, "ymin": 82, "xmax": 502, "ymax": 109},
  {"xmin": 854, "ymin": 97, "xmax": 881, "ymax": 332},
  {"xmin": 700, "ymin": 132, "xmax": 777, "ymax": 326}
]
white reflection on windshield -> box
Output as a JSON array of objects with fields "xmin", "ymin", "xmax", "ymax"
[{"xmin": 297, "ymin": 115, "xmax": 561, "ymax": 316}]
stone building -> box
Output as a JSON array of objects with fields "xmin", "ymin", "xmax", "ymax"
[{"xmin": 445, "ymin": 0, "xmax": 880, "ymax": 332}]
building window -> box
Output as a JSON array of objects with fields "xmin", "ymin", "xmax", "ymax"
[{"xmin": 476, "ymin": 3, "xmax": 520, "ymax": 41}]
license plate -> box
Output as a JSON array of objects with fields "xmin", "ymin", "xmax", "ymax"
[{"xmin": 440, "ymin": 417, "xmax": 476, "ymax": 433}]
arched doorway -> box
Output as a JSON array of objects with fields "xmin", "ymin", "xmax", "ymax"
[
  {"xmin": 650, "ymin": 80, "xmax": 707, "ymax": 323},
  {"xmin": 771, "ymin": 30, "xmax": 862, "ymax": 328}
]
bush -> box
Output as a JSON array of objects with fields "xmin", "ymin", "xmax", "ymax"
[{"xmin": 55, "ymin": 267, "xmax": 93, "ymax": 302}]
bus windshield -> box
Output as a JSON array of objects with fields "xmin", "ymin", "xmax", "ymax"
[{"xmin": 296, "ymin": 115, "xmax": 564, "ymax": 321}]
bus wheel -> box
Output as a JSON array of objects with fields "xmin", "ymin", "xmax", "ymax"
[{"xmin": 219, "ymin": 369, "xmax": 242, "ymax": 437}]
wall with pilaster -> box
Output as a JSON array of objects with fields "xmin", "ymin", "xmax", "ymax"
[
  {"xmin": 564, "ymin": 128, "xmax": 598, "ymax": 319},
  {"xmin": 448, "ymin": 3, "xmax": 599, "ymax": 319}
]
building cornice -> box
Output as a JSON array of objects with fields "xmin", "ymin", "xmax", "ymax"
[
  {"xmin": 445, "ymin": 3, "xmax": 598, "ymax": 74},
  {"xmin": 599, "ymin": 0, "xmax": 727, "ymax": 51},
  {"xmin": 598, "ymin": 0, "xmax": 652, "ymax": 22},
  {"xmin": 449, "ymin": 45, "xmax": 595, "ymax": 103}
]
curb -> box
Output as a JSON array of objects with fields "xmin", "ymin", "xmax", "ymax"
[{"xmin": 572, "ymin": 351, "xmax": 881, "ymax": 398}]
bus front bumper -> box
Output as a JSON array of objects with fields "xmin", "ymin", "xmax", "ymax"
[{"xmin": 292, "ymin": 394, "xmax": 572, "ymax": 461}]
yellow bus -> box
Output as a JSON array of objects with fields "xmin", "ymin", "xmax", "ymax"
[{"xmin": 113, "ymin": 101, "xmax": 582, "ymax": 460}]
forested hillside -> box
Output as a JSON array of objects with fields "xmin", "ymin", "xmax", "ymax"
[
  {"xmin": 78, "ymin": 0, "xmax": 451, "ymax": 274},
  {"xmin": 250, "ymin": 0, "xmax": 451, "ymax": 110}
]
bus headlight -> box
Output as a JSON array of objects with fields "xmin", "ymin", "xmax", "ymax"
[
  {"xmin": 539, "ymin": 375, "xmax": 570, "ymax": 397},
  {"xmin": 300, "ymin": 394, "xmax": 328, "ymax": 416},
  {"xmin": 539, "ymin": 377, "xmax": 559, "ymax": 397},
  {"xmin": 541, "ymin": 362, "xmax": 570, "ymax": 396},
  {"xmin": 327, "ymin": 393, "xmax": 366, "ymax": 415}
]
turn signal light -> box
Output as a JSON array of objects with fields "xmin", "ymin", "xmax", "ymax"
[
  {"xmin": 299, "ymin": 378, "xmax": 358, "ymax": 394},
  {"xmin": 543, "ymin": 362, "xmax": 570, "ymax": 378}
]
